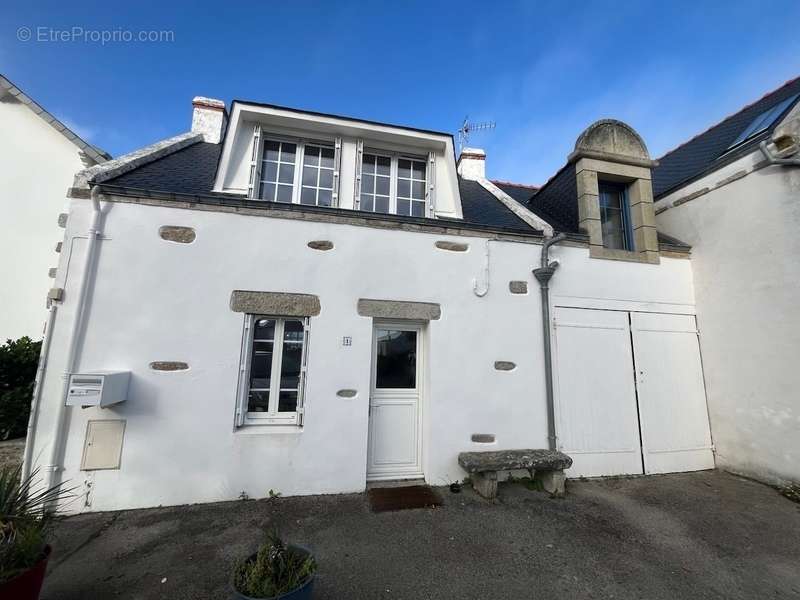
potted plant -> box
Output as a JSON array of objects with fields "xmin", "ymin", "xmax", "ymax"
[
  {"xmin": 0, "ymin": 465, "xmax": 71, "ymax": 600},
  {"xmin": 232, "ymin": 532, "xmax": 316, "ymax": 599}
]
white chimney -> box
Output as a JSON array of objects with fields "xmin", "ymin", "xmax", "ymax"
[
  {"xmin": 191, "ymin": 97, "xmax": 227, "ymax": 144},
  {"xmin": 457, "ymin": 147, "xmax": 486, "ymax": 180}
]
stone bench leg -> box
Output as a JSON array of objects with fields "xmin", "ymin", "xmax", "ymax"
[
  {"xmin": 471, "ymin": 471, "xmax": 498, "ymax": 499},
  {"xmin": 534, "ymin": 469, "xmax": 566, "ymax": 497}
]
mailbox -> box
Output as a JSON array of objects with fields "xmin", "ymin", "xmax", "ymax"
[{"xmin": 66, "ymin": 371, "xmax": 130, "ymax": 407}]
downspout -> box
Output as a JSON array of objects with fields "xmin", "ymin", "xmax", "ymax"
[
  {"xmin": 532, "ymin": 233, "xmax": 567, "ymax": 451},
  {"xmin": 21, "ymin": 304, "xmax": 57, "ymax": 481},
  {"xmin": 42, "ymin": 185, "xmax": 104, "ymax": 493}
]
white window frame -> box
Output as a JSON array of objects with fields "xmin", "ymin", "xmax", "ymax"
[
  {"xmin": 251, "ymin": 131, "xmax": 342, "ymax": 207},
  {"xmin": 356, "ymin": 146, "xmax": 431, "ymax": 216},
  {"xmin": 236, "ymin": 314, "xmax": 310, "ymax": 427}
]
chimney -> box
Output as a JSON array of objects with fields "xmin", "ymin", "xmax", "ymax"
[
  {"xmin": 457, "ymin": 147, "xmax": 486, "ymax": 180},
  {"xmin": 191, "ymin": 97, "xmax": 227, "ymax": 144}
]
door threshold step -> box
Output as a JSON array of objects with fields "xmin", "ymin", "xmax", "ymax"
[{"xmin": 366, "ymin": 478, "xmax": 426, "ymax": 490}]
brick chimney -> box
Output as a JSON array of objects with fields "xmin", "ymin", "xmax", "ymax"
[
  {"xmin": 457, "ymin": 147, "xmax": 486, "ymax": 180},
  {"xmin": 191, "ymin": 97, "xmax": 227, "ymax": 144}
]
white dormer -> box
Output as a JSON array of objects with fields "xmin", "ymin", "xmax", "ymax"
[{"xmin": 213, "ymin": 101, "xmax": 463, "ymax": 219}]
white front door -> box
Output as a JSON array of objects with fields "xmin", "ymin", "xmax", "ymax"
[{"xmin": 366, "ymin": 324, "xmax": 423, "ymax": 481}]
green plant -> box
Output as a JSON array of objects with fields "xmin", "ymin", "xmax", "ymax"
[
  {"xmin": 0, "ymin": 465, "xmax": 72, "ymax": 584},
  {"xmin": 233, "ymin": 532, "xmax": 316, "ymax": 598},
  {"xmin": 0, "ymin": 337, "xmax": 42, "ymax": 440}
]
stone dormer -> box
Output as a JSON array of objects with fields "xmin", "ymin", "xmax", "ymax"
[{"xmin": 571, "ymin": 119, "xmax": 660, "ymax": 263}]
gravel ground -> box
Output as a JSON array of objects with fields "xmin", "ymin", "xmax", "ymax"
[
  {"xmin": 42, "ymin": 470, "xmax": 800, "ymax": 599},
  {"xmin": 0, "ymin": 438, "xmax": 24, "ymax": 471}
]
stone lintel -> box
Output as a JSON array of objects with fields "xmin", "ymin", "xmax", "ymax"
[
  {"xmin": 357, "ymin": 298, "xmax": 441, "ymax": 321},
  {"xmin": 576, "ymin": 158, "xmax": 652, "ymax": 181},
  {"xmin": 230, "ymin": 290, "xmax": 321, "ymax": 317},
  {"xmin": 570, "ymin": 148, "xmax": 658, "ymax": 169}
]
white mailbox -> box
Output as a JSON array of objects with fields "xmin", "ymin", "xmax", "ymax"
[{"xmin": 66, "ymin": 371, "xmax": 130, "ymax": 407}]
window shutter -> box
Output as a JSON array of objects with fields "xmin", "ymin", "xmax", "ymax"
[
  {"xmin": 426, "ymin": 151, "xmax": 436, "ymax": 217},
  {"xmin": 247, "ymin": 124, "xmax": 263, "ymax": 200},
  {"xmin": 354, "ymin": 139, "xmax": 364, "ymax": 209},
  {"xmin": 235, "ymin": 315, "xmax": 253, "ymax": 427},
  {"xmin": 332, "ymin": 137, "xmax": 342, "ymax": 207},
  {"xmin": 296, "ymin": 319, "xmax": 311, "ymax": 426}
]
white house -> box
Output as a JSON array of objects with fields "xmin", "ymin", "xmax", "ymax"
[
  {"xmin": 654, "ymin": 76, "xmax": 800, "ymax": 487},
  {"xmin": 24, "ymin": 95, "xmax": 716, "ymax": 513},
  {"xmin": 0, "ymin": 74, "xmax": 110, "ymax": 342}
]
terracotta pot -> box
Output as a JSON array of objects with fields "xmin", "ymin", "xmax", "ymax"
[{"xmin": 0, "ymin": 544, "xmax": 51, "ymax": 600}]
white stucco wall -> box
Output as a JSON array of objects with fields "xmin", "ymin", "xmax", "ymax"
[
  {"xmin": 0, "ymin": 98, "xmax": 92, "ymax": 341},
  {"xmin": 656, "ymin": 149, "xmax": 800, "ymax": 486},
  {"xmin": 28, "ymin": 196, "xmax": 696, "ymax": 513}
]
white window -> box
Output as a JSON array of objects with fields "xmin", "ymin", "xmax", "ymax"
[
  {"xmin": 358, "ymin": 151, "xmax": 429, "ymax": 216},
  {"xmin": 300, "ymin": 144, "xmax": 335, "ymax": 207},
  {"xmin": 396, "ymin": 158, "xmax": 427, "ymax": 217},
  {"xmin": 236, "ymin": 315, "xmax": 309, "ymax": 427},
  {"xmin": 253, "ymin": 134, "xmax": 341, "ymax": 207},
  {"xmin": 360, "ymin": 153, "xmax": 391, "ymax": 213}
]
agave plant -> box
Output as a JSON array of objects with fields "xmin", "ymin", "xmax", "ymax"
[{"xmin": 0, "ymin": 465, "xmax": 72, "ymax": 584}]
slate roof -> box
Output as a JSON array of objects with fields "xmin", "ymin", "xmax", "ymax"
[
  {"xmin": 458, "ymin": 179, "xmax": 538, "ymax": 233},
  {"xmin": 105, "ymin": 141, "xmax": 539, "ymax": 234},
  {"xmin": 492, "ymin": 181, "xmax": 538, "ymax": 204},
  {"xmin": 107, "ymin": 141, "xmax": 222, "ymax": 196},
  {"xmin": 652, "ymin": 76, "xmax": 800, "ymax": 198},
  {"xmin": 526, "ymin": 164, "xmax": 580, "ymax": 234}
]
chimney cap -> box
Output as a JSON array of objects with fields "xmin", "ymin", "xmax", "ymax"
[
  {"xmin": 458, "ymin": 147, "xmax": 486, "ymax": 160},
  {"xmin": 192, "ymin": 96, "xmax": 226, "ymax": 111}
]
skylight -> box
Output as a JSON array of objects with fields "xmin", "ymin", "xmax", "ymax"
[{"xmin": 727, "ymin": 93, "xmax": 800, "ymax": 150}]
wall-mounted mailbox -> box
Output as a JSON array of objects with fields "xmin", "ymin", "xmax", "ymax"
[{"xmin": 66, "ymin": 371, "xmax": 130, "ymax": 407}]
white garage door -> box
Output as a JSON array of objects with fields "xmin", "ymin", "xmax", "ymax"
[
  {"xmin": 630, "ymin": 312, "xmax": 715, "ymax": 474},
  {"xmin": 553, "ymin": 307, "xmax": 714, "ymax": 478}
]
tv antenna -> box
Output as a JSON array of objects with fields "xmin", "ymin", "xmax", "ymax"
[{"xmin": 458, "ymin": 116, "xmax": 495, "ymax": 151}]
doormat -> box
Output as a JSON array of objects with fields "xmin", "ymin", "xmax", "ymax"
[{"xmin": 368, "ymin": 485, "xmax": 442, "ymax": 512}]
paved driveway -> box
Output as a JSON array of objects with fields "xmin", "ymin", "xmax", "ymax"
[{"xmin": 43, "ymin": 471, "xmax": 800, "ymax": 599}]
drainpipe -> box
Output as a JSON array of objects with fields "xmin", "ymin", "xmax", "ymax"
[
  {"xmin": 42, "ymin": 185, "xmax": 104, "ymax": 493},
  {"xmin": 21, "ymin": 304, "xmax": 57, "ymax": 481},
  {"xmin": 532, "ymin": 233, "xmax": 567, "ymax": 451}
]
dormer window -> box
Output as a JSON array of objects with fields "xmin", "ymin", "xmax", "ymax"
[
  {"xmin": 358, "ymin": 150, "xmax": 428, "ymax": 217},
  {"xmin": 599, "ymin": 182, "xmax": 633, "ymax": 250}
]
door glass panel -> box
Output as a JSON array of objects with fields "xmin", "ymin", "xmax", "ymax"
[{"xmin": 375, "ymin": 329, "xmax": 417, "ymax": 388}]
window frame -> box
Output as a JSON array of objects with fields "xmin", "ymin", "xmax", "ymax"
[
  {"xmin": 598, "ymin": 181, "xmax": 634, "ymax": 251},
  {"xmin": 235, "ymin": 314, "xmax": 310, "ymax": 428},
  {"xmin": 357, "ymin": 147, "xmax": 429, "ymax": 216},
  {"xmin": 254, "ymin": 133, "xmax": 340, "ymax": 208}
]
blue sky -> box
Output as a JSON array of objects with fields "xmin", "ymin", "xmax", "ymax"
[{"xmin": 3, "ymin": 0, "xmax": 800, "ymax": 184}]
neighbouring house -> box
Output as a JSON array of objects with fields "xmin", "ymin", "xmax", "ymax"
[
  {"xmin": 653, "ymin": 76, "xmax": 800, "ymax": 487},
  {"xmin": 0, "ymin": 74, "xmax": 110, "ymax": 342},
  {"xmin": 25, "ymin": 94, "xmax": 718, "ymax": 513}
]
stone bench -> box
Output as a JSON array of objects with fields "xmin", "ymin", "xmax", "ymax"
[{"xmin": 458, "ymin": 449, "xmax": 573, "ymax": 499}]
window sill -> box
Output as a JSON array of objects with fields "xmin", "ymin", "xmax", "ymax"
[
  {"xmin": 234, "ymin": 424, "xmax": 304, "ymax": 435},
  {"xmin": 589, "ymin": 245, "xmax": 660, "ymax": 264}
]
